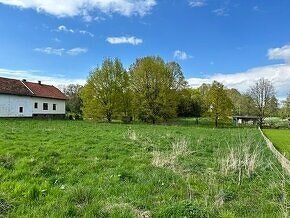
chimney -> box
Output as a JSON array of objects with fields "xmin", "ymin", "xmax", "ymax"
[
  {"xmin": 22, "ymin": 79, "xmax": 27, "ymax": 82},
  {"xmin": 38, "ymin": 81, "xmax": 41, "ymax": 85}
]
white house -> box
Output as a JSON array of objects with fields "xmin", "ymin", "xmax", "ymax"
[{"xmin": 0, "ymin": 77, "xmax": 66, "ymax": 118}]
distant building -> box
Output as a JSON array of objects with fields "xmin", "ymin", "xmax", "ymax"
[
  {"xmin": 233, "ymin": 116, "xmax": 259, "ymax": 126},
  {"xmin": 0, "ymin": 77, "xmax": 66, "ymax": 118}
]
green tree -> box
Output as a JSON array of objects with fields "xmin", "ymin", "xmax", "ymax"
[
  {"xmin": 130, "ymin": 56, "xmax": 186, "ymax": 124},
  {"xmin": 63, "ymin": 84, "xmax": 83, "ymax": 118},
  {"xmin": 267, "ymin": 96, "xmax": 279, "ymax": 117},
  {"xmin": 177, "ymin": 88, "xmax": 203, "ymax": 119},
  {"xmin": 226, "ymin": 88, "xmax": 242, "ymax": 115},
  {"xmin": 206, "ymin": 81, "xmax": 233, "ymax": 127},
  {"xmin": 280, "ymin": 93, "xmax": 290, "ymax": 118},
  {"xmin": 239, "ymin": 94, "xmax": 256, "ymax": 116},
  {"xmin": 81, "ymin": 58, "xmax": 129, "ymax": 122}
]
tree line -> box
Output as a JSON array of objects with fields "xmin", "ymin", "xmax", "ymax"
[{"xmin": 64, "ymin": 56, "xmax": 290, "ymax": 127}]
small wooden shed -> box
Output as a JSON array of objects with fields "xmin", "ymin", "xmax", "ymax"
[{"xmin": 233, "ymin": 116, "xmax": 259, "ymax": 126}]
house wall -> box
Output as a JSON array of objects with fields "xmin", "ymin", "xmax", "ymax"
[
  {"xmin": 0, "ymin": 94, "xmax": 33, "ymax": 117},
  {"xmin": 32, "ymin": 97, "xmax": 65, "ymax": 115}
]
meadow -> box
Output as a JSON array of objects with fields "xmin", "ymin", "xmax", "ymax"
[
  {"xmin": 0, "ymin": 119, "xmax": 289, "ymax": 217},
  {"xmin": 263, "ymin": 129, "xmax": 290, "ymax": 159}
]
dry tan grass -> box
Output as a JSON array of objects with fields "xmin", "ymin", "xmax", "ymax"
[
  {"xmin": 126, "ymin": 127, "xmax": 138, "ymax": 141},
  {"xmin": 152, "ymin": 137, "xmax": 190, "ymax": 172},
  {"xmin": 152, "ymin": 151, "xmax": 175, "ymax": 169},
  {"xmin": 220, "ymin": 136, "xmax": 262, "ymax": 185},
  {"xmin": 105, "ymin": 203, "xmax": 151, "ymax": 218}
]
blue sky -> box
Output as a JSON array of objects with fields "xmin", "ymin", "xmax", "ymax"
[{"xmin": 0, "ymin": 0, "xmax": 289, "ymax": 98}]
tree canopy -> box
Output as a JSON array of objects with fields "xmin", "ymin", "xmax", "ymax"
[
  {"xmin": 81, "ymin": 58, "xmax": 129, "ymax": 122},
  {"xmin": 78, "ymin": 56, "xmax": 283, "ymax": 127},
  {"xmin": 206, "ymin": 81, "xmax": 233, "ymax": 127}
]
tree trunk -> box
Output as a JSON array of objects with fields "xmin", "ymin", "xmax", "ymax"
[
  {"xmin": 215, "ymin": 116, "xmax": 218, "ymax": 128},
  {"xmin": 107, "ymin": 110, "xmax": 112, "ymax": 123},
  {"xmin": 259, "ymin": 116, "xmax": 263, "ymax": 128}
]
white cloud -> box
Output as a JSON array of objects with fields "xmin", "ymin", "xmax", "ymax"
[
  {"xmin": 56, "ymin": 25, "xmax": 94, "ymax": 37},
  {"xmin": 0, "ymin": 0, "xmax": 156, "ymax": 18},
  {"xmin": 66, "ymin": 48, "xmax": 88, "ymax": 56},
  {"xmin": 82, "ymin": 13, "xmax": 93, "ymax": 22},
  {"xmin": 189, "ymin": 0, "xmax": 207, "ymax": 8},
  {"xmin": 0, "ymin": 68, "xmax": 86, "ymax": 87},
  {"xmin": 58, "ymin": 25, "xmax": 74, "ymax": 33},
  {"xmin": 212, "ymin": 8, "xmax": 229, "ymax": 16},
  {"xmin": 268, "ymin": 44, "xmax": 290, "ymax": 62},
  {"xmin": 174, "ymin": 50, "xmax": 192, "ymax": 60},
  {"xmin": 34, "ymin": 47, "xmax": 87, "ymax": 56},
  {"xmin": 106, "ymin": 36, "xmax": 143, "ymax": 45},
  {"xmin": 94, "ymin": 16, "xmax": 106, "ymax": 22},
  {"xmin": 187, "ymin": 64, "xmax": 290, "ymax": 99},
  {"xmin": 34, "ymin": 47, "xmax": 65, "ymax": 56},
  {"xmin": 79, "ymin": 30, "xmax": 94, "ymax": 37}
]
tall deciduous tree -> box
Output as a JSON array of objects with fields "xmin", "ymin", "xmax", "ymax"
[
  {"xmin": 81, "ymin": 58, "xmax": 129, "ymax": 122},
  {"xmin": 130, "ymin": 56, "xmax": 186, "ymax": 124},
  {"xmin": 227, "ymin": 88, "xmax": 242, "ymax": 115},
  {"xmin": 63, "ymin": 84, "xmax": 83, "ymax": 117},
  {"xmin": 207, "ymin": 81, "xmax": 233, "ymax": 128},
  {"xmin": 248, "ymin": 78, "xmax": 275, "ymax": 127}
]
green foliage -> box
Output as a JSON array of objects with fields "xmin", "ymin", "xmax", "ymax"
[
  {"xmin": 63, "ymin": 84, "xmax": 83, "ymax": 118},
  {"xmin": 177, "ymin": 88, "xmax": 203, "ymax": 118},
  {"xmin": 206, "ymin": 81, "xmax": 233, "ymax": 127},
  {"xmin": 279, "ymin": 93, "xmax": 290, "ymax": 119},
  {"xmin": 81, "ymin": 58, "xmax": 131, "ymax": 122},
  {"xmin": 130, "ymin": 56, "xmax": 186, "ymax": 123}
]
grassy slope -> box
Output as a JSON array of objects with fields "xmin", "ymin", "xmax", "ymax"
[
  {"xmin": 0, "ymin": 120, "xmax": 289, "ymax": 217},
  {"xmin": 263, "ymin": 129, "xmax": 290, "ymax": 158}
]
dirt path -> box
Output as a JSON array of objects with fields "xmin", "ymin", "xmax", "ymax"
[{"xmin": 259, "ymin": 128, "xmax": 290, "ymax": 174}]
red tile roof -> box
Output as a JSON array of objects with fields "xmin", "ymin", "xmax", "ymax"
[
  {"xmin": 23, "ymin": 81, "xmax": 67, "ymax": 100},
  {"xmin": 0, "ymin": 77, "xmax": 66, "ymax": 100},
  {"xmin": 0, "ymin": 77, "xmax": 32, "ymax": 96}
]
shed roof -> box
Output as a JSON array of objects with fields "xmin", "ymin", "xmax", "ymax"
[
  {"xmin": 233, "ymin": 116, "xmax": 259, "ymax": 119},
  {"xmin": 0, "ymin": 77, "xmax": 66, "ymax": 100}
]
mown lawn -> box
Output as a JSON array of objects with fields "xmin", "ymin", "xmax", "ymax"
[
  {"xmin": 263, "ymin": 129, "xmax": 290, "ymax": 159},
  {"xmin": 0, "ymin": 119, "xmax": 289, "ymax": 217}
]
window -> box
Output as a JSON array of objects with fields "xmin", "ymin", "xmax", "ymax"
[
  {"xmin": 53, "ymin": 104, "xmax": 56, "ymax": 111},
  {"xmin": 34, "ymin": 102, "xmax": 38, "ymax": 109},
  {"xmin": 43, "ymin": 103, "xmax": 48, "ymax": 110},
  {"xmin": 19, "ymin": 107, "xmax": 23, "ymax": 113}
]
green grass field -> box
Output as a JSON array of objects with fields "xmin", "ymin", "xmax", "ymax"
[
  {"xmin": 0, "ymin": 119, "xmax": 289, "ymax": 217},
  {"xmin": 263, "ymin": 129, "xmax": 290, "ymax": 159}
]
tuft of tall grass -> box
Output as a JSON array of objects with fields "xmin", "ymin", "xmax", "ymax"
[
  {"xmin": 152, "ymin": 137, "xmax": 190, "ymax": 172},
  {"xmin": 126, "ymin": 127, "xmax": 138, "ymax": 141},
  {"xmin": 269, "ymin": 165, "xmax": 290, "ymax": 218},
  {"xmin": 104, "ymin": 203, "xmax": 152, "ymax": 218},
  {"xmin": 0, "ymin": 154, "xmax": 15, "ymax": 170},
  {"xmin": 219, "ymin": 135, "xmax": 262, "ymax": 185}
]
